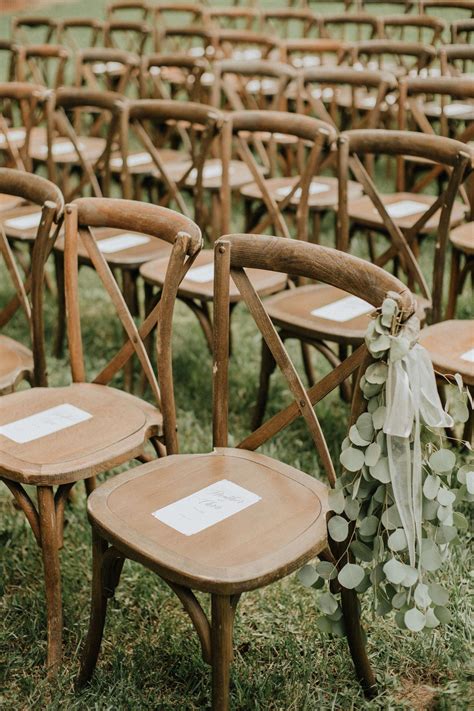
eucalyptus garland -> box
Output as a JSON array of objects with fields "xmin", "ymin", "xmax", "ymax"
[{"xmin": 299, "ymin": 293, "xmax": 473, "ymax": 635}]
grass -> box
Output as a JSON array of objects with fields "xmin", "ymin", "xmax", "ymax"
[{"xmin": 1, "ymin": 0, "xmax": 474, "ymax": 708}]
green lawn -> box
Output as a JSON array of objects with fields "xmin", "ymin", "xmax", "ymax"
[{"xmin": 1, "ymin": 0, "xmax": 473, "ymax": 709}]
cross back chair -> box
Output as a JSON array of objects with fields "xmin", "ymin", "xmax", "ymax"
[
  {"xmin": 252, "ymin": 131, "xmax": 472, "ymax": 428},
  {"xmin": 106, "ymin": 0, "xmax": 150, "ymax": 20},
  {"xmin": 14, "ymin": 44, "xmax": 71, "ymax": 91},
  {"xmin": 318, "ymin": 13, "xmax": 380, "ymax": 42},
  {"xmin": 343, "ymin": 0, "xmax": 417, "ymax": 9},
  {"xmin": 261, "ymin": 8, "xmax": 319, "ymax": 39},
  {"xmin": 151, "ymin": 2, "xmax": 206, "ymax": 53},
  {"xmin": 78, "ymin": 233, "xmax": 416, "ymax": 709},
  {"xmin": 139, "ymin": 53, "xmax": 207, "ymax": 103},
  {"xmin": 74, "ymin": 47, "xmax": 140, "ymax": 97},
  {"xmin": 281, "ymin": 38, "xmax": 348, "ymax": 70},
  {"xmin": 0, "ymin": 197, "xmax": 201, "ymax": 675},
  {"xmin": 419, "ymin": 0, "xmax": 474, "ymax": 17},
  {"xmin": 379, "ymin": 14, "xmax": 447, "ymax": 44},
  {"xmin": 348, "ymin": 39, "xmax": 437, "ymax": 78},
  {"xmin": 157, "ymin": 26, "xmax": 214, "ymax": 58},
  {"xmin": 440, "ymin": 44, "xmax": 474, "ymax": 77},
  {"xmin": 0, "ymin": 169, "xmax": 63, "ymax": 394},
  {"xmin": 11, "ymin": 16, "xmax": 57, "ymax": 45},
  {"xmin": 451, "ymin": 17, "xmax": 474, "ymax": 41},
  {"xmin": 0, "ymin": 41, "xmax": 19, "ymax": 83},
  {"xmin": 204, "ymin": 7, "xmax": 261, "ymax": 32},
  {"xmin": 211, "ymin": 29, "xmax": 279, "ymax": 62},
  {"xmin": 104, "ymin": 19, "xmax": 152, "ymax": 55},
  {"xmin": 56, "ymin": 18, "xmax": 105, "ymax": 51}
]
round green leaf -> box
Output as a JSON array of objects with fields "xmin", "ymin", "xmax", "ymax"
[
  {"xmin": 376, "ymin": 597, "xmax": 392, "ymax": 617},
  {"xmin": 437, "ymin": 488, "xmax": 456, "ymax": 507},
  {"xmin": 318, "ymin": 592, "xmax": 339, "ymax": 615},
  {"xmin": 328, "ymin": 488, "xmax": 345, "ymax": 514},
  {"xmin": 428, "ymin": 583, "xmax": 449, "ymax": 606},
  {"xmin": 355, "ymin": 574, "xmax": 371, "ymax": 593},
  {"xmin": 367, "ymin": 396, "xmax": 380, "ymax": 414},
  {"xmin": 434, "ymin": 525, "xmax": 457, "ymax": 545},
  {"xmin": 370, "ymin": 457, "xmax": 391, "ymax": 484},
  {"xmin": 344, "ymin": 498, "xmax": 360, "ymax": 521},
  {"xmin": 315, "ymin": 561, "xmax": 337, "ymax": 580},
  {"xmin": 315, "ymin": 616, "xmax": 333, "ymax": 634},
  {"xmin": 434, "ymin": 606, "xmax": 451, "ymax": 624},
  {"xmin": 425, "ymin": 608, "xmax": 440, "ymax": 629},
  {"xmin": 382, "ymin": 297, "xmax": 397, "ymax": 318},
  {"xmin": 340, "ymin": 447, "xmax": 365, "ymax": 472},
  {"xmin": 359, "ymin": 515, "xmax": 378, "ymax": 537},
  {"xmin": 388, "ymin": 528, "xmax": 408, "ymax": 552},
  {"xmin": 401, "ymin": 564, "xmax": 418, "ymax": 588},
  {"xmin": 383, "ymin": 558, "xmax": 406, "ymax": 585},
  {"xmin": 381, "ymin": 505, "xmax": 403, "ymax": 530},
  {"xmin": 421, "ymin": 540, "xmax": 442, "ymax": 572},
  {"xmin": 429, "ymin": 449, "xmax": 456, "ymax": 474},
  {"xmin": 391, "ymin": 591, "xmax": 406, "ymax": 609},
  {"xmin": 349, "ymin": 424, "xmax": 371, "ymax": 447},
  {"xmin": 405, "ymin": 608, "xmax": 426, "ymax": 632},
  {"xmin": 437, "ymin": 504, "xmax": 451, "ymax": 523},
  {"xmin": 423, "ymin": 499, "xmax": 439, "ymax": 521},
  {"xmin": 328, "ymin": 515, "xmax": 349, "ymax": 543},
  {"xmin": 356, "ymin": 413, "xmax": 374, "ymax": 442},
  {"xmin": 395, "ymin": 609, "xmax": 407, "ymax": 629},
  {"xmin": 350, "ymin": 539, "xmax": 373, "ymax": 562},
  {"xmin": 369, "ymin": 334, "xmax": 391, "ymax": 354},
  {"xmin": 453, "ymin": 511, "xmax": 468, "ymax": 531},
  {"xmin": 372, "ymin": 406, "xmax": 386, "ymax": 431},
  {"xmin": 414, "ymin": 583, "xmax": 431, "ymax": 609},
  {"xmin": 423, "ymin": 474, "xmax": 440, "ymax": 501},
  {"xmin": 365, "ymin": 442, "xmax": 381, "ymax": 468},
  {"xmin": 365, "ymin": 362, "xmax": 388, "ymax": 385},
  {"xmin": 457, "ymin": 464, "xmax": 473, "ymax": 487},
  {"xmin": 298, "ymin": 565, "xmax": 319, "ymax": 588},
  {"xmin": 466, "ymin": 470, "xmax": 474, "ymax": 495},
  {"xmin": 337, "ymin": 563, "xmax": 365, "ymax": 590}
]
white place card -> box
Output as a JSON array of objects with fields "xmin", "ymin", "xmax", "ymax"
[
  {"xmin": 360, "ymin": 96, "xmax": 376, "ymax": 109},
  {"xmin": 188, "ymin": 163, "xmax": 223, "ymax": 182},
  {"xmin": 276, "ymin": 181, "xmax": 331, "ymax": 199},
  {"xmin": 110, "ymin": 152, "xmax": 152, "ymax": 168},
  {"xmin": 233, "ymin": 49, "xmax": 261, "ymax": 61},
  {"xmin": 386, "ymin": 200, "xmax": 426, "ymax": 219},
  {"xmin": 152, "ymin": 479, "xmax": 261, "ymax": 536},
  {"xmin": 460, "ymin": 348, "xmax": 474, "ymax": 363},
  {"xmin": 443, "ymin": 103, "xmax": 473, "ymax": 117},
  {"xmin": 92, "ymin": 61, "xmax": 124, "ymax": 73},
  {"xmin": 186, "ymin": 263, "xmax": 214, "ymax": 283},
  {"xmin": 246, "ymin": 78, "xmax": 277, "ymax": 93},
  {"xmin": 37, "ymin": 141, "xmax": 85, "ymax": 157},
  {"xmin": 311, "ymin": 295, "xmax": 373, "ymax": 322},
  {"xmin": 98, "ymin": 233, "xmax": 150, "ymax": 253},
  {"xmin": 0, "ymin": 403, "xmax": 92, "ymax": 444},
  {"xmin": 4, "ymin": 212, "xmax": 42, "ymax": 230},
  {"xmin": 0, "ymin": 128, "xmax": 26, "ymax": 144},
  {"xmin": 189, "ymin": 46, "xmax": 205, "ymax": 57}
]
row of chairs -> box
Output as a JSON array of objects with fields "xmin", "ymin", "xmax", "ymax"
[
  {"xmin": 10, "ymin": 7, "xmax": 473, "ymax": 46},
  {"xmin": 0, "ymin": 165, "xmax": 464, "ymax": 708}
]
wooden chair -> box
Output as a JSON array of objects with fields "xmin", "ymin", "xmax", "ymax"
[
  {"xmin": 348, "ymin": 39, "xmax": 437, "ymax": 78},
  {"xmin": 157, "ymin": 26, "xmax": 214, "ymax": 58},
  {"xmin": 419, "ymin": 0, "xmax": 474, "ymax": 18},
  {"xmin": 0, "ymin": 40, "xmax": 19, "ymax": 83},
  {"xmin": 440, "ymin": 44, "xmax": 474, "ymax": 77},
  {"xmin": 204, "ymin": 7, "xmax": 261, "ymax": 32},
  {"xmin": 281, "ymin": 38, "xmax": 348, "ymax": 70},
  {"xmin": 106, "ymin": 0, "xmax": 150, "ymax": 20},
  {"xmin": 78, "ymin": 232, "xmax": 416, "ymax": 708},
  {"xmin": 444, "ymin": 220, "xmax": 474, "ymax": 319},
  {"xmin": 211, "ymin": 29, "xmax": 279, "ymax": 62},
  {"xmin": 0, "ymin": 197, "xmax": 201, "ymax": 675},
  {"xmin": 252, "ymin": 131, "xmax": 472, "ymax": 426},
  {"xmin": 318, "ymin": 13, "xmax": 380, "ymax": 42},
  {"xmin": 0, "ymin": 169, "xmax": 63, "ymax": 394},
  {"xmin": 261, "ymin": 8, "xmax": 319, "ymax": 39},
  {"xmin": 56, "ymin": 18, "xmax": 105, "ymax": 50},
  {"xmin": 139, "ymin": 53, "xmax": 207, "ymax": 103},
  {"xmin": 378, "ymin": 14, "xmax": 447, "ymax": 44},
  {"xmin": 104, "ymin": 19, "xmax": 152, "ymax": 55},
  {"xmin": 14, "ymin": 44, "xmax": 71, "ymax": 91},
  {"xmin": 74, "ymin": 47, "xmax": 140, "ymax": 96},
  {"xmin": 139, "ymin": 111, "xmax": 336, "ymax": 351},
  {"xmin": 11, "ymin": 16, "xmax": 57, "ymax": 45},
  {"xmin": 343, "ymin": 0, "xmax": 416, "ymax": 9},
  {"xmin": 151, "ymin": 2, "xmax": 205, "ymax": 52},
  {"xmin": 451, "ymin": 17, "xmax": 474, "ymax": 42}
]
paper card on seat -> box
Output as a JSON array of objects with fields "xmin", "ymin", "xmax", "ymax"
[
  {"xmin": 186, "ymin": 263, "xmax": 214, "ymax": 283},
  {"xmin": 276, "ymin": 182, "xmax": 330, "ymax": 199},
  {"xmin": 152, "ymin": 479, "xmax": 261, "ymax": 536},
  {"xmin": 443, "ymin": 103, "xmax": 473, "ymax": 117},
  {"xmin": 37, "ymin": 141, "xmax": 85, "ymax": 157},
  {"xmin": 0, "ymin": 404, "xmax": 92, "ymax": 444},
  {"xmin": 311, "ymin": 295, "xmax": 373, "ymax": 322},
  {"xmin": 460, "ymin": 348, "xmax": 474, "ymax": 363},
  {"xmin": 92, "ymin": 61, "xmax": 124, "ymax": 73},
  {"xmin": 233, "ymin": 49, "xmax": 261, "ymax": 61},
  {"xmin": 0, "ymin": 128, "xmax": 26, "ymax": 144},
  {"xmin": 98, "ymin": 233, "xmax": 150, "ymax": 253},
  {"xmin": 188, "ymin": 164, "xmax": 223, "ymax": 182},
  {"xmin": 4, "ymin": 212, "xmax": 42, "ymax": 230},
  {"xmin": 189, "ymin": 46, "xmax": 205, "ymax": 57},
  {"xmin": 385, "ymin": 200, "xmax": 426, "ymax": 219},
  {"xmin": 110, "ymin": 152, "xmax": 152, "ymax": 168}
]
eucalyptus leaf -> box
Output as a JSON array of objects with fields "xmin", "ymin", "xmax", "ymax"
[
  {"xmin": 373, "ymin": 485, "xmax": 386, "ymax": 504},
  {"xmin": 328, "ymin": 488, "xmax": 345, "ymax": 514},
  {"xmin": 405, "ymin": 608, "xmax": 426, "ymax": 632},
  {"xmin": 382, "ymin": 297, "xmax": 397, "ymax": 318},
  {"xmin": 390, "ymin": 336, "xmax": 410, "ymax": 363},
  {"xmin": 328, "ymin": 515, "xmax": 349, "ymax": 543},
  {"xmin": 434, "ymin": 606, "xmax": 451, "ymax": 624},
  {"xmin": 370, "ymin": 457, "xmax": 391, "ymax": 484},
  {"xmin": 457, "ymin": 464, "xmax": 473, "ymax": 486},
  {"xmin": 421, "ymin": 540, "xmax": 442, "ymax": 572},
  {"xmin": 298, "ymin": 565, "xmax": 319, "ymax": 587},
  {"xmin": 350, "ymin": 540, "xmax": 373, "ymax": 562},
  {"xmin": 391, "ymin": 591, "xmax": 407, "ymax": 609},
  {"xmin": 437, "ymin": 488, "xmax": 456, "ymax": 507},
  {"xmin": 414, "ymin": 583, "xmax": 431, "ymax": 609},
  {"xmin": 359, "ymin": 515, "xmax": 379, "ymax": 537},
  {"xmin": 429, "ymin": 449, "xmax": 456, "ymax": 474},
  {"xmin": 400, "ymin": 564, "xmax": 418, "ymax": 588},
  {"xmin": 423, "ymin": 474, "xmax": 440, "ymax": 501},
  {"xmin": 369, "ymin": 334, "xmax": 391, "ymax": 354},
  {"xmin": 422, "ymin": 499, "xmax": 439, "ymax": 521},
  {"xmin": 356, "ymin": 413, "xmax": 374, "ymax": 442},
  {"xmin": 437, "ymin": 504, "xmax": 451, "ymax": 523},
  {"xmin": 466, "ymin": 470, "xmax": 474, "ymax": 495},
  {"xmin": 428, "ymin": 583, "xmax": 449, "ymax": 606},
  {"xmin": 365, "ymin": 362, "xmax": 388, "ymax": 385},
  {"xmin": 381, "ymin": 505, "xmax": 403, "ymax": 530},
  {"xmin": 425, "ymin": 608, "xmax": 440, "ymax": 629},
  {"xmin": 372, "ymin": 406, "xmax": 387, "ymax": 431},
  {"xmin": 367, "ymin": 396, "xmax": 380, "ymax": 414},
  {"xmin": 338, "ymin": 563, "xmax": 365, "ymax": 589},
  {"xmin": 453, "ymin": 511, "xmax": 468, "ymax": 531},
  {"xmin": 318, "ymin": 591, "xmax": 339, "ymax": 615},
  {"xmin": 340, "ymin": 447, "xmax": 365, "ymax": 473},
  {"xmin": 434, "ymin": 525, "xmax": 457, "ymax": 545},
  {"xmin": 365, "ymin": 442, "xmax": 381, "ymax": 467},
  {"xmin": 355, "ymin": 575, "xmax": 371, "ymax": 593},
  {"xmin": 383, "ymin": 558, "xmax": 406, "ymax": 585},
  {"xmin": 395, "ymin": 609, "xmax": 407, "ymax": 629},
  {"xmin": 349, "ymin": 424, "xmax": 371, "ymax": 447},
  {"xmin": 315, "ymin": 616, "xmax": 333, "ymax": 634},
  {"xmin": 388, "ymin": 528, "xmax": 408, "ymax": 552},
  {"xmin": 344, "ymin": 498, "xmax": 360, "ymax": 520},
  {"xmin": 376, "ymin": 598, "xmax": 392, "ymax": 616},
  {"xmin": 362, "ymin": 380, "xmax": 383, "ymax": 397},
  {"xmin": 315, "ymin": 561, "xmax": 337, "ymax": 580}
]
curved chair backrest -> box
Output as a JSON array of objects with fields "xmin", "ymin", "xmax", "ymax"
[
  {"xmin": 222, "ymin": 110, "xmax": 336, "ymax": 239},
  {"xmin": 212, "ymin": 233, "xmax": 415, "ymax": 485},
  {"xmin": 337, "ymin": 129, "xmax": 473, "ymax": 322},
  {"xmin": 379, "ymin": 14, "xmax": 447, "ymax": 44},
  {"xmin": 158, "ymin": 26, "xmax": 213, "ymax": 57},
  {"xmin": 104, "ymin": 19, "xmax": 152, "ymax": 54},
  {"xmin": 211, "ymin": 30, "xmax": 279, "ymax": 61},
  {"xmin": 56, "ymin": 18, "xmax": 105, "ymax": 50},
  {"xmin": 348, "ymin": 39, "xmax": 436, "ymax": 76},
  {"xmin": 439, "ymin": 43, "xmax": 474, "ymax": 76},
  {"xmin": 319, "ymin": 13, "xmax": 380, "ymax": 41},
  {"xmin": 64, "ymin": 198, "xmax": 202, "ymax": 454},
  {"xmin": 14, "ymin": 44, "xmax": 71, "ymax": 90},
  {"xmin": 281, "ymin": 38, "xmax": 348, "ymax": 68},
  {"xmin": 75, "ymin": 47, "xmax": 140, "ymax": 95},
  {"xmin": 261, "ymin": 9, "xmax": 319, "ymax": 39},
  {"xmin": 0, "ymin": 169, "xmax": 64, "ymax": 387},
  {"xmin": 204, "ymin": 7, "xmax": 261, "ymax": 32},
  {"xmin": 451, "ymin": 17, "xmax": 474, "ymax": 42},
  {"xmin": 106, "ymin": 0, "xmax": 150, "ymax": 20},
  {"xmin": 211, "ymin": 59, "xmax": 297, "ymax": 113},
  {"xmin": 11, "ymin": 16, "xmax": 57, "ymax": 45},
  {"xmin": 140, "ymin": 53, "xmax": 207, "ymax": 102}
]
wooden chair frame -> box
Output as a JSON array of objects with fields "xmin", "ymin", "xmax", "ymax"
[
  {"xmin": 318, "ymin": 13, "xmax": 380, "ymax": 42},
  {"xmin": 56, "ymin": 18, "xmax": 105, "ymax": 50},
  {"xmin": 78, "ymin": 233, "xmax": 415, "ymax": 709},
  {"xmin": 155, "ymin": 26, "xmax": 213, "ymax": 57},
  {"xmin": 0, "ymin": 168, "xmax": 63, "ymax": 392},
  {"xmin": 11, "ymin": 16, "xmax": 57, "ymax": 45},
  {"xmin": 261, "ymin": 8, "xmax": 319, "ymax": 39},
  {"xmin": 14, "ymin": 44, "xmax": 71, "ymax": 91},
  {"xmin": 440, "ymin": 44, "xmax": 474, "ymax": 77},
  {"xmin": 74, "ymin": 47, "xmax": 140, "ymax": 96},
  {"xmin": 104, "ymin": 19, "xmax": 152, "ymax": 55},
  {"xmin": 281, "ymin": 38, "xmax": 348, "ymax": 69},
  {"xmin": 378, "ymin": 13, "xmax": 447, "ymax": 44},
  {"xmin": 151, "ymin": 3, "xmax": 206, "ymax": 52},
  {"xmin": 348, "ymin": 39, "xmax": 437, "ymax": 76},
  {"xmin": 139, "ymin": 53, "xmax": 207, "ymax": 102},
  {"xmin": 451, "ymin": 17, "xmax": 474, "ymax": 42},
  {"xmin": 106, "ymin": 0, "xmax": 150, "ymax": 20}
]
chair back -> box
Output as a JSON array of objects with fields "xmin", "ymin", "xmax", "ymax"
[
  {"xmin": 379, "ymin": 14, "xmax": 447, "ymax": 44},
  {"xmin": 56, "ymin": 18, "xmax": 105, "ymax": 50},
  {"xmin": 0, "ymin": 169, "xmax": 64, "ymax": 387},
  {"xmin": 261, "ymin": 9, "xmax": 319, "ymax": 40},
  {"xmin": 11, "ymin": 16, "xmax": 56, "ymax": 45},
  {"xmin": 14, "ymin": 44, "xmax": 71, "ymax": 90},
  {"xmin": 64, "ymin": 198, "xmax": 202, "ymax": 453},
  {"xmin": 140, "ymin": 53, "xmax": 206, "ymax": 102},
  {"xmin": 211, "ymin": 59, "xmax": 296, "ymax": 113}
]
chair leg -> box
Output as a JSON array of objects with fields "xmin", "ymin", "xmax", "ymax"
[
  {"xmin": 446, "ymin": 247, "xmax": 461, "ymax": 320},
  {"xmin": 37, "ymin": 486, "xmax": 63, "ymax": 676},
  {"xmin": 53, "ymin": 251, "xmax": 66, "ymax": 358},
  {"xmin": 252, "ymin": 337, "xmax": 276, "ymax": 430},
  {"xmin": 340, "ymin": 587, "xmax": 377, "ymax": 699},
  {"xmin": 77, "ymin": 529, "xmax": 109, "ymax": 687},
  {"xmin": 211, "ymin": 594, "xmax": 234, "ymax": 711}
]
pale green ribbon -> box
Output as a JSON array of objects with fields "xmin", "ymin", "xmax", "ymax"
[{"xmin": 383, "ymin": 320, "xmax": 454, "ymax": 568}]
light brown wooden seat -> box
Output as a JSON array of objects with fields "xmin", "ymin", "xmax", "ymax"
[
  {"xmin": 450, "ymin": 221, "xmax": 474, "ymax": 254},
  {"xmin": 446, "ymin": 221, "xmax": 474, "ymax": 318},
  {"xmin": 419, "ymin": 319, "xmax": 474, "ymax": 386},
  {"xmin": 0, "ymin": 197, "xmax": 201, "ymax": 675},
  {"xmin": 0, "ymin": 169, "xmax": 63, "ymax": 394},
  {"xmin": 78, "ymin": 233, "xmax": 416, "ymax": 709}
]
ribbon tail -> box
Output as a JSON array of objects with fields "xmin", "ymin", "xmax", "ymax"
[{"xmin": 387, "ymin": 433, "xmax": 417, "ymax": 567}]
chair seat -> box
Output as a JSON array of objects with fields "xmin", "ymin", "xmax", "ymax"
[
  {"xmin": 450, "ymin": 221, "xmax": 474, "ymax": 255},
  {"xmin": 0, "ymin": 335, "xmax": 33, "ymax": 395},
  {"xmin": 348, "ymin": 192, "xmax": 467, "ymax": 233},
  {"xmin": 419, "ymin": 319, "xmax": 474, "ymax": 386},
  {"xmin": 1, "ymin": 203, "xmax": 52, "ymax": 241},
  {"xmin": 54, "ymin": 226, "xmax": 172, "ymax": 269},
  {"xmin": 0, "ymin": 383, "xmax": 162, "ymax": 485},
  {"xmin": 160, "ymin": 158, "xmax": 260, "ymax": 190},
  {"xmin": 87, "ymin": 447, "xmax": 328, "ymax": 594},
  {"xmin": 140, "ymin": 248, "xmax": 287, "ymax": 302},
  {"xmin": 110, "ymin": 148, "xmax": 187, "ymax": 175},
  {"xmin": 29, "ymin": 128, "xmax": 107, "ymax": 164},
  {"xmin": 240, "ymin": 175, "xmax": 363, "ymax": 210},
  {"xmin": 265, "ymin": 283, "xmax": 431, "ymax": 345},
  {"xmin": 0, "ymin": 193, "xmax": 24, "ymax": 212}
]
